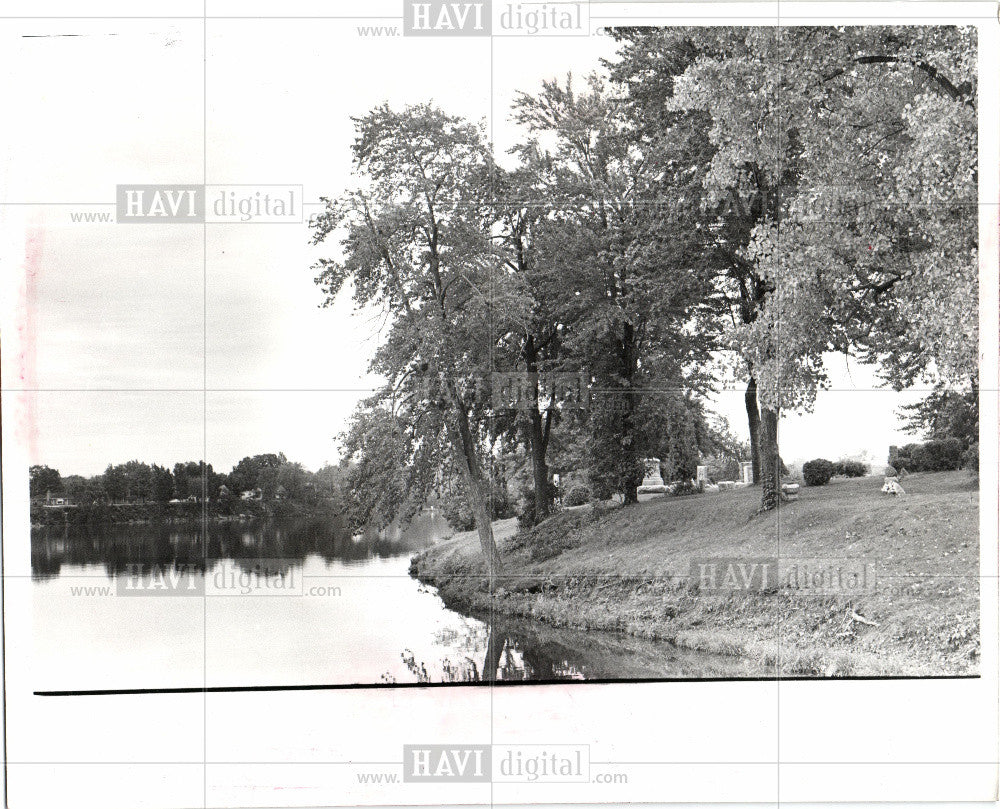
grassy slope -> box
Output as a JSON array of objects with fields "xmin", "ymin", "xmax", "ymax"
[{"xmin": 411, "ymin": 471, "xmax": 979, "ymax": 676}]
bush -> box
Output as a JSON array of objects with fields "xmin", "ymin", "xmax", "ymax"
[
  {"xmin": 836, "ymin": 459, "xmax": 869, "ymax": 478},
  {"xmin": 927, "ymin": 438, "xmax": 964, "ymax": 471},
  {"xmin": 563, "ymin": 485, "xmax": 591, "ymax": 507},
  {"xmin": 440, "ymin": 497, "xmax": 476, "ymax": 533},
  {"xmin": 802, "ymin": 458, "xmax": 836, "ymax": 486},
  {"xmin": 670, "ymin": 479, "xmax": 699, "ymax": 496},
  {"xmin": 889, "ymin": 439, "xmax": 964, "ymax": 473},
  {"xmin": 910, "ymin": 443, "xmax": 930, "ymax": 471},
  {"xmin": 489, "ymin": 487, "xmax": 515, "ymax": 520},
  {"xmin": 884, "ymin": 464, "xmax": 898, "ymax": 477}
]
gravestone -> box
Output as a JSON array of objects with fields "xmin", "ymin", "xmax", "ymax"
[
  {"xmin": 641, "ymin": 458, "xmax": 664, "ymax": 488},
  {"xmin": 638, "ymin": 458, "xmax": 666, "ymax": 493},
  {"xmin": 740, "ymin": 462, "xmax": 753, "ymax": 485}
]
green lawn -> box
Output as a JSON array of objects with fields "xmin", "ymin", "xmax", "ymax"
[{"xmin": 411, "ymin": 471, "xmax": 979, "ymax": 676}]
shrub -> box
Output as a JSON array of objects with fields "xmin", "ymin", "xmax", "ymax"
[
  {"xmin": 837, "ymin": 459, "xmax": 869, "ymax": 478},
  {"xmin": 890, "ymin": 439, "xmax": 963, "ymax": 473},
  {"xmin": 440, "ymin": 497, "xmax": 475, "ymax": 533},
  {"xmin": 490, "ymin": 487, "xmax": 515, "ymax": 520},
  {"xmin": 670, "ymin": 480, "xmax": 699, "ymax": 496},
  {"xmin": 564, "ymin": 484, "xmax": 591, "ymax": 507},
  {"xmin": 884, "ymin": 464, "xmax": 898, "ymax": 477},
  {"xmin": 588, "ymin": 475, "xmax": 614, "ymax": 502},
  {"xmin": 909, "ymin": 443, "xmax": 930, "ymax": 471},
  {"xmin": 926, "ymin": 437, "xmax": 963, "ymax": 471},
  {"xmin": 802, "ymin": 458, "xmax": 836, "ymax": 486}
]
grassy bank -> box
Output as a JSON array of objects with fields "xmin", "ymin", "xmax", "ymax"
[{"xmin": 410, "ymin": 471, "xmax": 979, "ymax": 676}]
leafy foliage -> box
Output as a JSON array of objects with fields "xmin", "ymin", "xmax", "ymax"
[
  {"xmin": 30, "ymin": 453, "xmax": 345, "ymax": 516},
  {"xmin": 835, "ymin": 460, "xmax": 869, "ymax": 478},
  {"xmin": 889, "ymin": 439, "xmax": 964, "ymax": 473},
  {"xmin": 900, "ymin": 387, "xmax": 978, "ymax": 448},
  {"xmin": 802, "ymin": 459, "xmax": 837, "ymax": 487},
  {"xmin": 610, "ymin": 27, "xmax": 977, "ymax": 510},
  {"xmin": 29, "ymin": 465, "xmax": 62, "ymax": 499}
]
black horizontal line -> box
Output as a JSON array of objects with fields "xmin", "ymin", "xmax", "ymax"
[
  {"xmin": 4, "ymin": 760, "xmax": 995, "ymax": 766},
  {"xmin": 4, "ymin": 387, "xmax": 985, "ymax": 394},
  {"xmin": 35, "ymin": 674, "xmax": 979, "ymax": 696}
]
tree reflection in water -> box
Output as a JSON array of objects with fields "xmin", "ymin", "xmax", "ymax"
[
  {"xmin": 30, "ymin": 515, "xmax": 445, "ymax": 581},
  {"xmin": 386, "ymin": 611, "xmax": 758, "ymax": 683}
]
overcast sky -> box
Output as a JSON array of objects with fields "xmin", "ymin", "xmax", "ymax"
[{"xmin": 2, "ymin": 18, "xmax": 928, "ymax": 477}]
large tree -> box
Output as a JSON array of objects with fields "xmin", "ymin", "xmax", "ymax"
[
  {"xmin": 29, "ymin": 465, "xmax": 62, "ymax": 499},
  {"xmin": 510, "ymin": 75, "xmax": 717, "ymax": 504},
  {"xmin": 490, "ymin": 162, "xmax": 573, "ymax": 522},
  {"xmin": 613, "ymin": 26, "xmax": 977, "ymax": 510},
  {"xmin": 313, "ymin": 104, "xmax": 506, "ymax": 575}
]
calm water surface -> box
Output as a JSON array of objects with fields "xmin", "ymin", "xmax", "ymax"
[{"xmin": 31, "ymin": 515, "xmax": 748, "ymax": 691}]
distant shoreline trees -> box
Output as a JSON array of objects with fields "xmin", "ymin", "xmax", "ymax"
[{"xmin": 29, "ymin": 454, "xmax": 348, "ymax": 525}]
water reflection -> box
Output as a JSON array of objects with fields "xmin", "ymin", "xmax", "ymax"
[
  {"xmin": 32, "ymin": 513, "xmax": 758, "ymax": 687},
  {"xmin": 393, "ymin": 614, "xmax": 755, "ymax": 682},
  {"xmin": 30, "ymin": 513, "xmax": 447, "ymax": 581}
]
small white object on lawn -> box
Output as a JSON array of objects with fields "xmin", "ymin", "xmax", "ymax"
[{"xmin": 881, "ymin": 477, "xmax": 905, "ymax": 496}]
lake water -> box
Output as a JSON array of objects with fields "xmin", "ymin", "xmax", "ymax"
[{"xmin": 31, "ymin": 515, "xmax": 747, "ymax": 691}]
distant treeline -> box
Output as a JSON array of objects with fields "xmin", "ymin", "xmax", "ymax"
[{"xmin": 30, "ymin": 453, "xmax": 347, "ymax": 526}]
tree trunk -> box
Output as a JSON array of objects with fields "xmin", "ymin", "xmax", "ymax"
[
  {"xmin": 482, "ymin": 625, "xmax": 505, "ymax": 682},
  {"xmin": 759, "ymin": 407, "xmax": 780, "ymax": 511},
  {"xmin": 745, "ymin": 377, "xmax": 761, "ymax": 485},
  {"xmin": 620, "ymin": 321, "xmax": 640, "ymax": 506},
  {"xmin": 446, "ymin": 382, "xmax": 503, "ymax": 577},
  {"xmin": 621, "ymin": 392, "xmax": 640, "ymax": 505},
  {"xmin": 523, "ymin": 338, "xmax": 552, "ymax": 521},
  {"xmin": 528, "ymin": 407, "xmax": 551, "ymax": 519},
  {"xmin": 459, "ymin": 447, "xmax": 503, "ymax": 577}
]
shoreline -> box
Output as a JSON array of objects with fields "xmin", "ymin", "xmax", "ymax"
[
  {"xmin": 410, "ymin": 472, "xmax": 980, "ymax": 677},
  {"xmin": 30, "ymin": 501, "xmax": 343, "ymax": 530}
]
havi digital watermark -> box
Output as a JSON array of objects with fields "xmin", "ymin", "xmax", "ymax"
[
  {"xmin": 690, "ymin": 556, "xmax": 875, "ymax": 594},
  {"xmin": 403, "ymin": 0, "xmax": 587, "ymax": 37},
  {"xmin": 402, "ymin": 744, "xmax": 589, "ymax": 783},
  {"xmin": 116, "ymin": 184, "xmax": 303, "ymax": 224}
]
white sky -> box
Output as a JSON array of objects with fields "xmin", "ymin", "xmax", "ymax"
[{"xmin": 1, "ymin": 19, "xmax": 929, "ymax": 477}]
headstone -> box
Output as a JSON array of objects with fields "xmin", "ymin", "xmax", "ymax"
[
  {"xmin": 740, "ymin": 461, "xmax": 754, "ymax": 485},
  {"xmin": 782, "ymin": 482, "xmax": 800, "ymax": 501},
  {"xmin": 641, "ymin": 458, "xmax": 664, "ymax": 487},
  {"xmin": 638, "ymin": 458, "xmax": 666, "ymax": 493},
  {"xmin": 717, "ymin": 480, "xmax": 735, "ymax": 491},
  {"xmin": 696, "ymin": 465, "xmax": 708, "ymax": 484}
]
